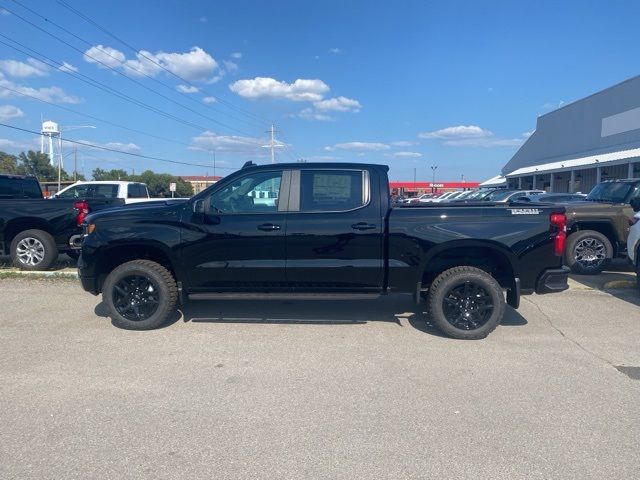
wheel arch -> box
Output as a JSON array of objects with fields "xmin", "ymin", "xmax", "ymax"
[
  {"xmin": 419, "ymin": 240, "xmax": 518, "ymax": 292},
  {"xmin": 93, "ymin": 241, "xmax": 181, "ymax": 293},
  {"xmin": 4, "ymin": 218, "xmax": 55, "ymax": 247},
  {"xmin": 568, "ymin": 221, "xmax": 617, "ymax": 255}
]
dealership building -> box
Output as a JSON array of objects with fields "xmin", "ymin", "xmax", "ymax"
[{"xmin": 502, "ymin": 75, "xmax": 640, "ymax": 193}]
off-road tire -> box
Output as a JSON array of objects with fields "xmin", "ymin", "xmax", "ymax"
[
  {"xmin": 427, "ymin": 266, "xmax": 506, "ymax": 340},
  {"xmin": 566, "ymin": 230, "xmax": 612, "ymax": 275},
  {"xmin": 103, "ymin": 260, "xmax": 178, "ymax": 330},
  {"xmin": 10, "ymin": 229, "xmax": 58, "ymax": 271}
]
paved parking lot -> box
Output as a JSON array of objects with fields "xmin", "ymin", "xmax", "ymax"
[{"xmin": 0, "ymin": 276, "xmax": 639, "ymax": 479}]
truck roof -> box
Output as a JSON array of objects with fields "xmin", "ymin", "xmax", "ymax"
[
  {"xmin": 0, "ymin": 173, "xmax": 37, "ymax": 179},
  {"xmin": 240, "ymin": 162, "xmax": 390, "ymax": 172}
]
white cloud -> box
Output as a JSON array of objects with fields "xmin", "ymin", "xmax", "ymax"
[
  {"xmin": 223, "ymin": 60, "xmax": 239, "ymax": 73},
  {"xmin": 58, "ymin": 62, "xmax": 79, "ymax": 73},
  {"xmin": 0, "ymin": 105, "xmax": 24, "ymax": 121},
  {"xmin": 103, "ymin": 142, "xmax": 140, "ymax": 152},
  {"xmin": 199, "ymin": 16, "xmax": 207, "ymax": 23},
  {"xmin": 229, "ymin": 77, "xmax": 330, "ymax": 102},
  {"xmin": 188, "ymin": 130, "xmax": 264, "ymax": 152},
  {"xmin": 328, "ymin": 48, "xmax": 342, "ymax": 54},
  {"xmin": 0, "ymin": 136, "xmax": 40, "ymax": 150},
  {"xmin": 391, "ymin": 151, "xmax": 422, "ymax": 158},
  {"xmin": 0, "ymin": 58, "xmax": 50, "ymax": 78},
  {"xmin": 391, "ymin": 140, "xmax": 418, "ymax": 147},
  {"xmin": 419, "ymin": 125, "xmax": 493, "ymax": 140},
  {"xmin": 84, "ymin": 45, "xmax": 127, "ymax": 69},
  {"xmin": 325, "ymin": 142, "xmax": 390, "ymax": 152},
  {"xmin": 543, "ymin": 100, "xmax": 565, "ymax": 110},
  {"xmin": 419, "ymin": 124, "xmax": 523, "ymax": 147},
  {"xmin": 202, "ymin": 96, "xmax": 217, "ymax": 104},
  {"xmin": 306, "ymin": 155, "xmax": 339, "ymax": 161},
  {"xmin": 313, "ymin": 96, "xmax": 361, "ymax": 112},
  {"xmin": 522, "ymin": 131, "xmax": 534, "ymax": 138},
  {"xmin": 0, "ymin": 8, "xmax": 9, "ymax": 15},
  {"xmin": 230, "ymin": 52, "xmax": 242, "ymax": 59},
  {"xmin": 0, "ymin": 72, "xmax": 81, "ymax": 104},
  {"xmin": 83, "ymin": 45, "xmax": 222, "ymax": 83},
  {"xmin": 176, "ymin": 84, "xmax": 199, "ymax": 93},
  {"xmin": 298, "ymin": 108, "xmax": 333, "ymax": 122}
]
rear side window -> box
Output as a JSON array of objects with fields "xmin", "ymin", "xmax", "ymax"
[
  {"xmin": 128, "ymin": 183, "xmax": 147, "ymax": 198},
  {"xmin": 0, "ymin": 178, "xmax": 22, "ymax": 198},
  {"xmin": 90, "ymin": 184, "xmax": 119, "ymax": 198},
  {"xmin": 299, "ymin": 170, "xmax": 366, "ymax": 212},
  {"xmin": 21, "ymin": 179, "xmax": 42, "ymax": 198}
]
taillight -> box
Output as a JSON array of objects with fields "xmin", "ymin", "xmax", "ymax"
[
  {"xmin": 550, "ymin": 213, "xmax": 567, "ymax": 256},
  {"xmin": 74, "ymin": 200, "xmax": 89, "ymax": 226}
]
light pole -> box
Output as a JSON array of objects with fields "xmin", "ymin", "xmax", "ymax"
[
  {"xmin": 59, "ymin": 125, "xmax": 96, "ymax": 190},
  {"xmin": 430, "ymin": 165, "xmax": 438, "ymax": 193}
]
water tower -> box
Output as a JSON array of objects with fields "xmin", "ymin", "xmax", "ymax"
[{"xmin": 40, "ymin": 120, "xmax": 61, "ymax": 166}]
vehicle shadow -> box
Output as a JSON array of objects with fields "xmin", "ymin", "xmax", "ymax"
[
  {"xmin": 0, "ymin": 253, "xmax": 78, "ymax": 271},
  {"xmin": 94, "ymin": 295, "xmax": 529, "ymax": 337},
  {"xmin": 569, "ymin": 259, "xmax": 639, "ymax": 306}
]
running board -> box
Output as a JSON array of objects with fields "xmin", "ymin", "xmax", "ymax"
[{"xmin": 188, "ymin": 292, "xmax": 381, "ymax": 301}]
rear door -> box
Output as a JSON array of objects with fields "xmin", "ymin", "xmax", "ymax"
[{"xmin": 284, "ymin": 168, "xmax": 385, "ymax": 291}]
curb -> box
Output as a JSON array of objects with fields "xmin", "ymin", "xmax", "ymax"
[{"xmin": 0, "ymin": 270, "xmax": 78, "ymax": 279}]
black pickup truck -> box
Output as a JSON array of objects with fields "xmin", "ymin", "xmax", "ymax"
[
  {"xmin": 78, "ymin": 163, "xmax": 569, "ymax": 339},
  {"xmin": 0, "ymin": 174, "xmax": 123, "ymax": 270}
]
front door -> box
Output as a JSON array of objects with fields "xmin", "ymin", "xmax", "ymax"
[
  {"xmin": 284, "ymin": 168, "xmax": 385, "ymax": 291},
  {"xmin": 181, "ymin": 169, "xmax": 288, "ymax": 291}
]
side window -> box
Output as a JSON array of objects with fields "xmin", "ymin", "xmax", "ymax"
[
  {"xmin": 90, "ymin": 184, "xmax": 119, "ymax": 198},
  {"xmin": 209, "ymin": 170, "xmax": 282, "ymax": 214},
  {"xmin": 58, "ymin": 185, "xmax": 88, "ymax": 199},
  {"xmin": 22, "ymin": 179, "xmax": 42, "ymax": 198},
  {"xmin": 128, "ymin": 184, "xmax": 147, "ymax": 198},
  {"xmin": 0, "ymin": 178, "xmax": 21, "ymax": 198},
  {"xmin": 629, "ymin": 185, "xmax": 640, "ymax": 201},
  {"xmin": 299, "ymin": 170, "xmax": 366, "ymax": 212}
]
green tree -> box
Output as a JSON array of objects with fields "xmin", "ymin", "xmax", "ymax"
[
  {"xmin": 92, "ymin": 168, "xmax": 130, "ymax": 181},
  {"xmin": 16, "ymin": 150, "xmax": 70, "ymax": 181},
  {"xmin": 134, "ymin": 170, "xmax": 193, "ymax": 197},
  {"xmin": 0, "ymin": 151, "xmax": 18, "ymax": 173}
]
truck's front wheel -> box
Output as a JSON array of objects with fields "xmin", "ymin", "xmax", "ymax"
[
  {"xmin": 427, "ymin": 266, "xmax": 505, "ymax": 340},
  {"xmin": 103, "ymin": 260, "xmax": 178, "ymax": 330}
]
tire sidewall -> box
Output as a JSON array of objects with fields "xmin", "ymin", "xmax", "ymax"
[
  {"xmin": 10, "ymin": 229, "xmax": 57, "ymax": 271},
  {"xmin": 567, "ymin": 231, "xmax": 612, "ymax": 275},
  {"xmin": 103, "ymin": 263, "xmax": 173, "ymax": 330},
  {"xmin": 429, "ymin": 269, "xmax": 505, "ymax": 340}
]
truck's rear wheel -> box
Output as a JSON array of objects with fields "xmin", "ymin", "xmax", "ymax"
[
  {"xmin": 566, "ymin": 230, "xmax": 612, "ymax": 275},
  {"xmin": 10, "ymin": 229, "xmax": 58, "ymax": 271},
  {"xmin": 427, "ymin": 266, "xmax": 505, "ymax": 340},
  {"xmin": 103, "ymin": 260, "xmax": 177, "ymax": 330}
]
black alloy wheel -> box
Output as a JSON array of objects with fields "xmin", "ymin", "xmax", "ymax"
[
  {"xmin": 112, "ymin": 275, "xmax": 160, "ymax": 321},
  {"xmin": 441, "ymin": 281, "xmax": 494, "ymax": 330}
]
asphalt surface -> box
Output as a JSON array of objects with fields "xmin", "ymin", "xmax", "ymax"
[{"xmin": 0, "ymin": 277, "xmax": 639, "ymax": 479}]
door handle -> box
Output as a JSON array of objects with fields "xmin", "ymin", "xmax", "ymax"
[
  {"xmin": 351, "ymin": 222, "xmax": 376, "ymax": 231},
  {"xmin": 257, "ymin": 223, "xmax": 281, "ymax": 231}
]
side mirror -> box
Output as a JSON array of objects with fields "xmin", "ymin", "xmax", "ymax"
[
  {"xmin": 630, "ymin": 197, "xmax": 640, "ymax": 213},
  {"xmin": 193, "ymin": 199, "xmax": 205, "ymax": 214}
]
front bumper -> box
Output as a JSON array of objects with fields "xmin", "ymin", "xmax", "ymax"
[{"xmin": 535, "ymin": 266, "xmax": 570, "ymax": 294}]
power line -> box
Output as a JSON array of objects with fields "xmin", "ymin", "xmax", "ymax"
[
  {"xmin": 8, "ymin": 0, "xmax": 268, "ymax": 131},
  {"xmin": 0, "ymin": 35, "xmax": 264, "ymax": 149},
  {"xmin": 53, "ymin": 0, "xmax": 271, "ymax": 126},
  {"xmin": 0, "ymin": 84, "xmax": 265, "ymax": 154},
  {"xmin": 0, "ymin": 122, "xmax": 239, "ymax": 170},
  {"xmin": 0, "ymin": 3, "xmax": 263, "ymax": 138}
]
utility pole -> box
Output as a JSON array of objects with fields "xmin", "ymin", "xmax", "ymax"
[
  {"xmin": 262, "ymin": 124, "xmax": 284, "ymax": 164},
  {"xmin": 73, "ymin": 146, "xmax": 77, "ymax": 181},
  {"xmin": 430, "ymin": 165, "xmax": 438, "ymax": 193}
]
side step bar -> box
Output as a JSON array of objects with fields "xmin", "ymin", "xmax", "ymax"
[{"xmin": 188, "ymin": 293, "xmax": 381, "ymax": 301}]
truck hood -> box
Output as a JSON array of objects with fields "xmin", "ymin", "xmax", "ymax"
[{"xmin": 85, "ymin": 199, "xmax": 188, "ymax": 223}]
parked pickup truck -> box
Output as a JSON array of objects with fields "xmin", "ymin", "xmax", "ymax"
[
  {"xmin": 0, "ymin": 174, "xmax": 123, "ymax": 270},
  {"xmin": 53, "ymin": 181, "xmax": 155, "ymax": 204},
  {"xmin": 78, "ymin": 162, "xmax": 570, "ymax": 339},
  {"xmin": 560, "ymin": 178, "xmax": 640, "ymax": 274}
]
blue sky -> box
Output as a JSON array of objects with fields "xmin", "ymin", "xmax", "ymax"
[{"xmin": 0, "ymin": 0, "xmax": 639, "ymax": 182}]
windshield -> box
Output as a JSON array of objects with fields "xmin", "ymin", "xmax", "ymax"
[
  {"xmin": 484, "ymin": 190, "xmax": 516, "ymax": 201},
  {"xmin": 586, "ymin": 182, "xmax": 633, "ymax": 203}
]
